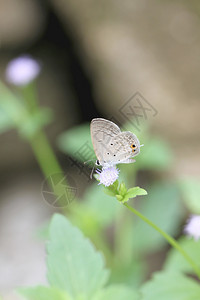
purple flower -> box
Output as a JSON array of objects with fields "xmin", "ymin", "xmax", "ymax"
[
  {"xmin": 184, "ymin": 215, "xmax": 200, "ymax": 241},
  {"xmin": 96, "ymin": 166, "xmax": 119, "ymax": 187},
  {"xmin": 5, "ymin": 55, "xmax": 41, "ymax": 86}
]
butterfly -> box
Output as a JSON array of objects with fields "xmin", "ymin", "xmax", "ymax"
[{"xmin": 90, "ymin": 118, "xmax": 142, "ymax": 168}]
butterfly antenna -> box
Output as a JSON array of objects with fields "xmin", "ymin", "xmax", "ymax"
[{"xmin": 84, "ymin": 158, "xmax": 96, "ymax": 165}]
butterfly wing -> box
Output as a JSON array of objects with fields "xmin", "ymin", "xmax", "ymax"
[
  {"xmin": 90, "ymin": 118, "xmax": 121, "ymax": 165},
  {"xmin": 101, "ymin": 131, "xmax": 140, "ymax": 166}
]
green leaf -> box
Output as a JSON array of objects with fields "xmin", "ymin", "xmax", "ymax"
[
  {"xmin": 57, "ymin": 124, "xmax": 95, "ymax": 163},
  {"xmin": 104, "ymin": 188, "xmax": 117, "ymax": 197},
  {"xmin": 141, "ymin": 271, "xmax": 200, "ymax": 300},
  {"xmin": 118, "ymin": 182, "xmax": 127, "ymax": 196},
  {"xmin": 131, "ymin": 183, "xmax": 184, "ymax": 254},
  {"xmin": 116, "ymin": 195, "xmax": 123, "ymax": 201},
  {"xmin": 47, "ymin": 214, "xmax": 109, "ymax": 299},
  {"xmin": 121, "ymin": 195, "xmax": 130, "ymax": 203},
  {"xmin": 116, "ymin": 186, "xmax": 147, "ymax": 203},
  {"xmin": 126, "ymin": 187, "xmax": 147, "ymax": 199},
  {"xmin": 67, "ymin": 184, "xmax": 121, "ymax": 265},
  {"xmin": 179, "ymin": 178, "xmax": 200, "ymax": 213},
  {"xmin": 19, "ymin": 286, "xmax": 71, "ymax": 300},
  {"xmin": 164, "ymin": 237, "xmax": 200, "ymax": 274},
  {"xmin": 93, "ymin": 285, "xmax": 140, "ymax": 300}
]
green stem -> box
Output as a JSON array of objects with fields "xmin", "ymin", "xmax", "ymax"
[
  {"xmin": 30, "ymin": 130, "xmax": 74, "ymax": 210},
  {"xmin": 124, "ymin": 202, "xmax": 200, "ymax": 279},
  {"xmin": 21, "ymin": 82, "xmax": 71, "ymax": 208},
  {"xmin": 114, "ymin": 167, "xmax": 137, "ymax": 266},
  {"xmin": 22, "ymin": 82, "xmax": 39, "ymax": 113},
  {"xmin": 30, "ymin": 130, "xmax": 63, "ymax": 178},
  {"xmin": 22, "ymin": 82, "xmax": 63, "ymax": 178}
]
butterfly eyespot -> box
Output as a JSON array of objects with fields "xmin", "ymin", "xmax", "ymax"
[
  {"xmin": 107, "ymin": 153, "xmax": 109, "ymax": 155},
  {"xmin": 131, "ymin": 144, "xmax": 137, "ymax": 152},
  {"xmin": 111, "ymin": 143, "xmax": 113, "ymax": 145},
  {"xmin": 114, "ymin": 154, "xmax": 116, "ymax": 156}
]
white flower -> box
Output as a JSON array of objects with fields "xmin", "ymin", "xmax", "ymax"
[
  {"xmin": 184, "ymin": 215, "xmax": 200, "ymax": 241},
  {"xmin": 5, "ymin": 55, "xmax": 41, "ymax": 86},
  {"xmin": 96, "ymin": 166, "xmax": 119, "ymax": 187}
]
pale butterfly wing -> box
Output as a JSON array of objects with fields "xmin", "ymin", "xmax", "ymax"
[
  {"xmin": 101, "ymin": 131, "xmax": 140, "ymax": 166},
  {"xmin": 90, "ymin": 118, "xmax": 121, "ymax": 163},
  {"xmin": 90, "ymin": 118, "xmax": 141, "ymax": 168}
]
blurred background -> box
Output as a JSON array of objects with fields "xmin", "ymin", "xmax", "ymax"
[{"xmin": 0, "ymin": 0, "xmax": 200, "ymax": 298}]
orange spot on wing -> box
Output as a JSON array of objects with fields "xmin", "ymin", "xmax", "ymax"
[{"xmin": 131, "ymin": 144, "xmax": 136, "ymax": 152}]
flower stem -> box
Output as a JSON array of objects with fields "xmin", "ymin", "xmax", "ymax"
[
  {"xmin": 21, "ymin": 82, "xmax": 70, "ymax": 208},
  {"xmin": 22, "ymin": 82, "xmax": 39, "ymax": 113},
  {"xmin": 123, "ymin": 202, "xmax": 200, "ymax": 279},
  {"xmin": 22, "ymin": 82, "xmax": 63, "ymax": 178},
  {"xmin": 30, "ymin": 129, "xmax": 63, "ymax": 178}
]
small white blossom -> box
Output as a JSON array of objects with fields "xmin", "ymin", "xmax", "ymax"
[
  {"xmin": 96, "ymin": 166, "xmax": 119, "ymax": 187},
  {"xmin": 184, "ymin": 215, "xmax": 200, "ymax": 241},
  {"xmin": 5, "ymin": 55, "xmax": 41, "ymax": 86}
]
